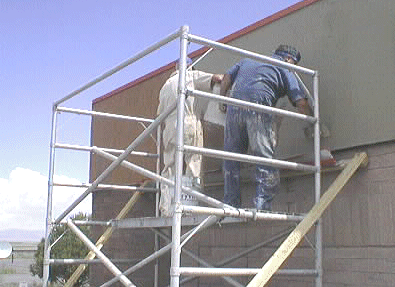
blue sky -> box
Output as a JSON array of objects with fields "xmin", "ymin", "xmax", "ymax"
[{"xmin": 0, "ymin": 0, "xmax": 300, "ymax": 235}]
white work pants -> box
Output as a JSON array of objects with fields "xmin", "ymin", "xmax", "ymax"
[{"xmin": 160, "ymin": 115, "xmax": 203, "ymax": 215}]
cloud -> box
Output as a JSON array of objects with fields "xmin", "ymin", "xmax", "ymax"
[{"xmin": 0, "ymin": 167, "xmax": 91, "ymax": 232}]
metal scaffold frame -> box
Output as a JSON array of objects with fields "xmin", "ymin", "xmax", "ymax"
[{"xmin": 43, "ymin": 25, "xmax": 323, "ymax": 287}]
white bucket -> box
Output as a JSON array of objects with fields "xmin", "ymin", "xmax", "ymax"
[{"xmin": 171, "ymin": 176, "xmax": 199, "ymax": 206}]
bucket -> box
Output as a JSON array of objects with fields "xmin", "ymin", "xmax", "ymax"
[{"xmin": 170, "ymin": 176, "xmax": 199, "ymax": 206}]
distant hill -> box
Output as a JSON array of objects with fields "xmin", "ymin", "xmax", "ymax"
[{"xmin": 0, "ymin": 229, "xmax": 44, "ymax": 242}]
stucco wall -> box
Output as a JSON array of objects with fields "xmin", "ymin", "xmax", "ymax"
[{"xmin": 193, "ymin": 0, "xmax": 395, "ymax": 158}]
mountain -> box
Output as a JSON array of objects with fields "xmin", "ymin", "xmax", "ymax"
[{"xmin": 0, "ymin": 229, "xmax": 44, "ymax": 242}]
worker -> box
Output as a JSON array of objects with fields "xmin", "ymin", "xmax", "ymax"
[
  {"xmin": 157, "ymin": 57, "xmax": 223, "ymax": 215},
  {"xmin": 220, "ymin": 45, "xmax": 312, "ymax": 211}
]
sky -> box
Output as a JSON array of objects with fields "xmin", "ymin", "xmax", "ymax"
[{"xmin": 0, "ymin": 0, "xmax": 301, "ymax": 238}]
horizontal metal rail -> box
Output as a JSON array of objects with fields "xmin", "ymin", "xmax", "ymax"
[
  {"xmin": 184, "ymin": 145, "xmax": 317, "ymax": 172},
  {"xmin": 49, "ymin": 259, "xmax": 139, "ymax": 265},
  {"xmin": 53, "ymin": 182, "xmax": 158, "ymax": 192},
  {"xmin": 154, "ymin": 229, "xmax": 243, "ymax": 287},
  {"xmin": 56, "ymin": 106, "xmax": 154, "ymax": 123},
  {"xmin": 71, "ymin": 220, "xmax": 112, "ymax": 226},
  {"xmin": 188, "ymin": 34, "xmax": 316, "ymax": 76},
  {"xmin": 54, "ymin": 143, "xmax": 159, "ymax": 158},
  {"xmin": 100, "ymin": 215, "xmax": 220, "ymax": 287},
  {"xmin": 54, "ymin": 102, "xmax": 176, "ymax": 224},
  {"xmin": 66, "ymin": 215, "xmax": 245, "ymax": 229},
  {"xmin": 93, "ymin": 147, "xmax": 233, "ymax": 209},
  {"xmin": 54, "ymin": 28, "xmax": 181, "ymax": 106},
  {"xmin": 179, "ymin": 267, "xmax": 317, "ymax": 276},
  {"xmin": 114, "ymin": 215, "xmax": 246, "ymax": 229},
  {"xmin": 189, "ymin": 89, "xmax": 316, "ymax": 123},
  {"xmin": 182, "ymin": 205, "xmax": 304, "ymax": 222},
  {"xmin": 176, "ymin": 227, "xmax": 293, "ymax": 286}
]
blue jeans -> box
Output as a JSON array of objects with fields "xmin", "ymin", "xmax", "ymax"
[{"xmin": 223, "ymin": 107, "xmax": 280, "ymax": 210}]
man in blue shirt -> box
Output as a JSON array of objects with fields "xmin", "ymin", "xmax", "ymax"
[{"xmin": 220, "ymin": 45, "xmax": 311, "ymax": 211}]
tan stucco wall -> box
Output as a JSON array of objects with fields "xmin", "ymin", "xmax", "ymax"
[
  {"xmin": 193, "ymin": 0, "xmax": 395, "ymax": 158},
  {"xmin": 92, "ymin": 0, "xmax": 395, "ymax": 180}
]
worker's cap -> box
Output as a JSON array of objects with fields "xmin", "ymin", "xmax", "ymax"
[{"xmin": 274, "ymin": 45, "xmax": 301, "ymax": 64}]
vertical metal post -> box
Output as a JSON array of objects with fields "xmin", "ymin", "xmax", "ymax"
[
  {"xmin": 154, "ymin": 126, "xmax": 161, "ymax": 287},
  {"xmin": 313, "ymin": 73, "xmax": 323, "ymax": 287},
  {"xmin": 43, "ymin": 105, "xmax": 58, "ymax": 287},
  {"xmin": 170, "ymin": 25, "xmax": 189, "ymax": 287}
]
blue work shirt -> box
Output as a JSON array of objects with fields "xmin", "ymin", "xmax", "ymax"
[{"xmin": 227, "ymin": 57, "xmax": 305, "ymax": 107}]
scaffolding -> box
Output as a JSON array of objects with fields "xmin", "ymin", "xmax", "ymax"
[{"xmin": 43, "ymin": 25, "xmax": 366, "ymax": 287}]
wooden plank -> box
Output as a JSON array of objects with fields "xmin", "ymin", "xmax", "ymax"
[
  {"xmin": 64, "ymin": 181, "xmax": 149, "ymax": 287},
  {"xmin": 246, "ymin": 152, "xmax": 368, "ymax": 287}
]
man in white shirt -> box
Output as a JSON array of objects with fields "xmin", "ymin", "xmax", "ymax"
[{"xmin": 157, "ymin": 58, "xmax": 222, "ymax": 215}]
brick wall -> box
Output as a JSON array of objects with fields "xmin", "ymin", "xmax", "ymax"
[
  {"xmin": 177, "ymin": 141, "xmax": 395, "ymax": 286},
  {"xmin": 90, "ymin": 141, "xmax": 395, "ymax": 286}
]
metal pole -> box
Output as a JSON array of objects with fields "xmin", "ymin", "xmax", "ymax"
[
  {"xmin": 53, "ymin": 182, "xmax": 158, "ymax": 192},
  {"xmin": 179, "ymin": 267, "xmax": 317, "ymax": 277},
  {"xmin": 56, "ymin": 106, "xmax": 154, "ymax": 123},
  {"xmin": 154, "ymin": 229, "xmax": 243, "ymax": 287},
  {"xmin": 93, "ymin": 148, "xmax": 232, "ymax": 209},
  {"xmin": 188, "ymin": 34, "xmax": 316, "ymax": 76},
  {"xmin": 189, "ymin": 89, "xmax": 316, "ymax": 123},
  {"xmin": 43, "ymin": 106, "xmax": 58, "ymax": 287},
  {"xmin": 100, "ymin": 215, "xmax": 220, "ymax": 287},
  {"xmin": 177, "ymin": 228, "xmax": 293, "ymax": 286},
  {"xmin": 170, "ymin": 25, "xmax": 189, "ymax": 287},
  {"xmin": 50, "ymin": 259, "xmax": 139, "ymax": 265},
  {"xmin": 179, "ymin": 216, "xmax": 212, "ymax": 249},
  {"xmin": 182, "ymin": 205, "xmax": 304, "ymax": 221},
  {"xmin": 60, "ymin": 143, "xmax": 158, "ymax": 158},
  {"xmin": 54, "ymin": 29, "xmax": 181, "ymax": 106},
  {"xmin": 184, "ymin": 145, "xmax": 317, "ymax": 172},
  {"xmin": 188, "ymin": 47, "xmax": 213, "ymax": 70},
  {"xmin": 54, "ymin": 143, "xmax": 158, "ymax": 158},
  {"xmin": 54, "ymin": 101, "xmax": 176, "ymax": 224},
  {"xmin": 67, "ymin": 220, "xmax": 135, "ymax": 287},
  {"xmin": 154, "ymin": 126, "xmax": 161, "ymax": 287},
  {"xmin": 313, "ymin": 73, "xmax": 323, "ymax": 287}
]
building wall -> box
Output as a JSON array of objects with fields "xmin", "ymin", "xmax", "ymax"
[
  {"xmin": 89, "ymin": 0, "xmax": 395, "ymax": 286},
  {"xmin": 0, "ymin": 242, "xmax": 42, "ymax": 287},
  {"xmin": 193, "ymin": 0, "xmax": 395, "ymax": 158},
  {"xmin": 178, "ymin": 140, "xmax": 395, "ymax": 287}
]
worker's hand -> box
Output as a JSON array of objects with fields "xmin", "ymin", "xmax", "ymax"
[
  {"xmin": 303, "ymin": 123, "xmax": 330, "ymax": 138},
  {"xmin": 295, "ymin": 98, "xmax": 312, "ymax": 116},
  {"xmin": 219, "ymin": 103, "xmax": 227, "ymax": 113},
  {"xmin": 210, "ymin": 74, "xmax": 224, "ymax": 89},
  {"xmin": 212, "ymin": 74, "xmax": 224, "ymax": 83}
]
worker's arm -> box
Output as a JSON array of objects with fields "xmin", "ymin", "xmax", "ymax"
[
  {"xmin": 295, "ymin": 98, "xmax": 313, "ymax": 116},
  {"xmin": 220, "ymin": 73, "xmax": 232, "ymax": 97},
  {"xmin": 219, "ymin": 73, "xmax": 233, "ymax": 113}
]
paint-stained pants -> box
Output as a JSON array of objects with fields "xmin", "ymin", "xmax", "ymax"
[
  {"xmin": 160, "ymin": 115, "xmax": 203, "ymax": 216},
  {"xmin": 223, "ymin": 108, "xmax": 280, "ymax": 210}
]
